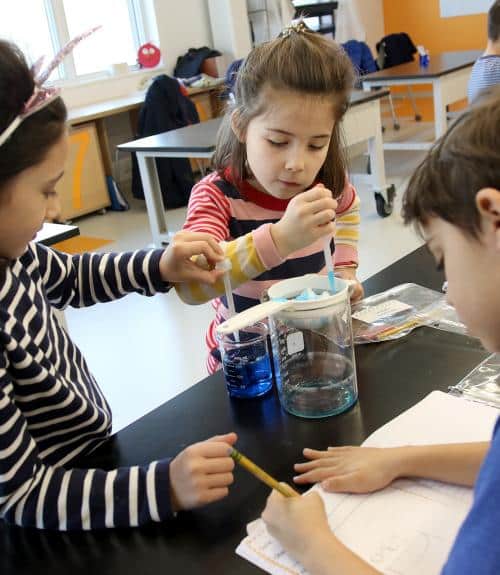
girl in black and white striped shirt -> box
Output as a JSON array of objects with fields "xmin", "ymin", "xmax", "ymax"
[{"xmin": 0, "ymin": 39, "xmax": 237, "ymax": 531}]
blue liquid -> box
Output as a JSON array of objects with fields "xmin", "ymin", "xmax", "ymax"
[{"xmin": 222, "ymin": 348, "xmax": 273, "ymax": 399}]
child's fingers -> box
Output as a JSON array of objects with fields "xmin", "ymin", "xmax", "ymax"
[
  {"xmin": 177, "ymin": 240, "xmax": 224, "ymax": 262},
  {"xmin": 294, "ymin": 458, "xmax": 340, "ymax": 472},
  {"xmin": 199, "ymin": 456, "xmax": 235, "ymax": 475},
  {"xmin": 205, "ymin": 472, "xmax": 234, "ymax": 489},
  {"xmin": 201, "ymin": 487, "xmax": 230, "ymax": 504},
  {"xmin": 180, "ymin": 267, "xmax": 222, "ymax": 285},
  {"xmin": 194, "ymin": 434, "xmax": 238, "ymax": 459},
  {"xmin": 175, "ymin": 231, "xmax": 224, "ymax": 255},
  {"xmin": 303, "ymin": 447, "xmax": 340, "ymax": 458},
  {"xmin": 307, "ymin": 197, "xmax": 338, "ymax": 214},
  {"xmin": 293, "ymin": 468, "xmax": 339, "ymax": 484},
  {"xmin": 310, "ymin": 215, "xmax": 336, "ymax": 233},
  {"xmin": 300, "ymin": 185, "xmax": 334, "ymax": 202},
  {"xmin": 207, "ymin": 432, "xmax": 238, "ymax": 444},
  {"xmin": 309, "ymin": 209, "xmax": 336, "ymax": 226}
]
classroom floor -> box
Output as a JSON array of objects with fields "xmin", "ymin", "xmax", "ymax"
[{"xmin": 65, "ymin": 142, "xmax": 426, "ymax": 432}]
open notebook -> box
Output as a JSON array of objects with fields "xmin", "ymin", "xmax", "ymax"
[{"xmin": 236, "ymin": 391, "xmax": 499, "ymax": 575}]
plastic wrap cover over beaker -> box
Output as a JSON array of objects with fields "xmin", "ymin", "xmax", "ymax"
[{"xmin": 268, "ymin": 275, "xmax": 358, "ymax": 418}]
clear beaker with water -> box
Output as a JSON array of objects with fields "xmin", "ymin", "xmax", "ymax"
[{"xmin": 268, "ymin": 277, "xmax": 357, "ymax": 418}]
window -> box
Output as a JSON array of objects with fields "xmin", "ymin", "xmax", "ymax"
[
  {"xmin": 0, "ymin": 0, "xmax": 148, "ymax": 81},
  {"xmin": 0, "ymin": 1, "xmax": 58, "ymax": 77}
]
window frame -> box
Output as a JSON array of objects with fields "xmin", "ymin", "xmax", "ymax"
[{"xmin": 42, "ymin": 0, "xmax": 148, "ymax": 83}]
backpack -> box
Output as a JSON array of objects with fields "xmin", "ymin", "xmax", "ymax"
[{"xmin": 174, "ymin": 47, "xmax": 221, "ymax": 78}]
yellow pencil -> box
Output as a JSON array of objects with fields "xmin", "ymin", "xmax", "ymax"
[
  {"xmin": 229, "ymin": 447, "xmax": 300, "ymax": 497},
  {"xmin": 375, "ymin": 319, "xmax": 422, "ymax": 339}
]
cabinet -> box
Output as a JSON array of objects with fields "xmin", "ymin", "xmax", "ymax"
[{"xmin": 56, "ymin": 122, "xmax": 110, "ymax": 220}]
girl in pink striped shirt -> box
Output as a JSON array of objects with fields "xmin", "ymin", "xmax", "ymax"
[{"xmin": 176, "ymin": 23, "xmax": 362, "ymax": 373}]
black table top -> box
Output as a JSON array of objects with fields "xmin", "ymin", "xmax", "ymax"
[
  {"xmin": 1, "ymin": 246, "xmax": 488, "ymax": 575},
  {"xmin": 362, "ymin": 50, "xmax": 482, "ymax": 82},
  {"xmin": 35, "ymin": 223, "xmax": 80, "ymax": 247},
  {"xmin": 118, "ymin": 90, "xmax": 389, "ymax": 154}
]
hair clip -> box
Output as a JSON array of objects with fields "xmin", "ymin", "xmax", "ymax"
[{"xmin": 280, "ymin": 20, "xmax": 311, "ymax": 38}]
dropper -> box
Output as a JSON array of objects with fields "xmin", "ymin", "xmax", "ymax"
[
  {"xmin": 216, "ymin": 258, "xmax": 239, "ymax": 341},
  {"xmin": 323, "ymin": 236, "xmax": 335, "ymax": 293}
]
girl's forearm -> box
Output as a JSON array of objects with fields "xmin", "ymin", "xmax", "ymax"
[{"xmin": 393, "ymin": 442, "xmax": 490, "ymax": 486}]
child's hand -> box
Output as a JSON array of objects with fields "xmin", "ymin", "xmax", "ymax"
[
  {"xmin": 159, "ymin": 231, "xmax": 224, "ymax": 285},
  {"xmin": 335, "ymin": 267, "xmax": 364, "ymax": 302},
  {"xmin": 262, "ymin": 490, "xmax": 333, "ymax": 560},
  {"xmin": 169, "ymin": 432, "xmax": 237, "ymax": 511},
  {"xmin": 271, "ymin": 185, "xmax": 337, "ymax": 257},
  {"xmin": 293, "ymin": 446, "xmax": 401, "ymax": 493}
]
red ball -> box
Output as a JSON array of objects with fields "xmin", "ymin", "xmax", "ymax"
[{"xmin": 138, "ymin": 43, "xmax": 161, "ymax": 68}]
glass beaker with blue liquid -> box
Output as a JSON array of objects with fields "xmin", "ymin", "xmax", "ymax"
[{"xmin": 216, "ymin": 322, "xmax": 273, "ymax": 399}]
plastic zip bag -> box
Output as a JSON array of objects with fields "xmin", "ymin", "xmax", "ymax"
[
  {"xmin": 448, "ymin": 354, "xmax": 500, "ymax": 408},
  {"xmin": 352, "ymin": 283, "xmax": 467, "ymax": 344}
]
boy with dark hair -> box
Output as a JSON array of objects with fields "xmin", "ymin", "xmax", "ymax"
[
  {"xmin": 468, "ymin": 0, "xmax": 500, "ymax": 102},
  {"xmin": 261, "ymin": 87, "xmax": 500, "ymax": 575}
]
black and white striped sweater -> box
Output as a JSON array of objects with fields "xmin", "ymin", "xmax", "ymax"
[{"xmin": 0, "ymin": 243, "xmax": 173, "ymax": 530}]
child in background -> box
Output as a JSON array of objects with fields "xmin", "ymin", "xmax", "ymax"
[
  {"xmin": 262, "ymin": 88, "xmax": 500, "ymax": 574},
  {"xmin": 176, "ymin": 22, "xmax": 363, "ymax": 374},
  {"xmin": 0, "ymin": 39, "xmax": 238, "ymax": 531},
  {"xmin": 468, "ymin": 0, "xmax": 500, "ymax": 103}
]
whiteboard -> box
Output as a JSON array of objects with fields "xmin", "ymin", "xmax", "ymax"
[{"xmin": 440, "ymin": 0, "xmax": 491, "ymax": 18}]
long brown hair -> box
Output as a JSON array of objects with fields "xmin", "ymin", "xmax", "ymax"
[
  {"xmin": 0, "ymin": 40, "xmax": 67, "ymax": 190},
  {"xmin": 212, "ymin": 25, "xmax": 355, "ymax": 199},
  {"xmin": 403, "ymin": 86, "xmax": 500, "ymax": 238}
]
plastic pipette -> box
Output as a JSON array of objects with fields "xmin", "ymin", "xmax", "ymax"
[
  {"xmin": 323, "ymin": 237, "xmax": 335, "ymax": 293},
  {"xmin": 216, "ymin": 258, "xmax": 239, "ymax": 341}
]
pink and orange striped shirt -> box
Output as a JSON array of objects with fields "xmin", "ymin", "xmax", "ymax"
[{"xmin": 176, "ymin": 171, "xmax": 360, "ymax": 373}]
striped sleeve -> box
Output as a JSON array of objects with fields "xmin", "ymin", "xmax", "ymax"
[
  {"xmin": 334, "ymin": 181, "xmax": 360, "ymax": 268},
  {"xmin": 176, "ymin": 178, "xmax": 269, "ymax": 304},
  {"xmin": 0, "ymin": 362, "xmax": 173, "ymax": 530},
  {"xmin": 183, "ymin": 177, "xmax": 233, "ymax": 241},
  {"xmin": 175, "ymin": 232, "xmax": 268, "ymax": 304},
  {"xmin": 33, "ymin": 244, "xmax": 170, "ymax": 309}
]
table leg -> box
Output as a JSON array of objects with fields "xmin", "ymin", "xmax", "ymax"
[
  {"xmin": 367, "ymin": 99, "xmax": 386, "ymax": 192},
  {"xmin": 433, "ymin": 78, "xmax": 447, "ymax": 139},
  {"xmin": 95, "ymin": 118, "xmax": 114, "ymax": 177},
  {"xmin": 136, "ymin": 153, "xmax": 169, "ymax": 246}
]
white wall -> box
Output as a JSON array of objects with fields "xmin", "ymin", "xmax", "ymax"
[
  {"xmin": 208, "ymin": 0, "xmax": 252, "ymax": 61},
  {"xmin": 155, "ymin": 0, "xmax": 214, "ymax": 73},
  {"xmin": 356, "ymin": 0, "xmax": 385, "ymax": 54}
]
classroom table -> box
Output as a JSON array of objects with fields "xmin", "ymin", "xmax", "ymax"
[
  {"xmin": 0, "ymin": 245, "xmax": 489, "ymax": 575},
  {"xmin": 118, "ymin": 89, "xmax": 393, "ymax": 246},
  {"xmin": 362, "ymin": 50, "xmax": 482, "ymax": 151},
  {"xmin": 34, "ymin": 222, "xmax": 80, "ymax": 246}
]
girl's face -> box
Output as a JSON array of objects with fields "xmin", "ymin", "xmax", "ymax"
[
  {"xmin": 424, "ymin": 194, "xmax": 500, "ymax": 352},
  {"xmin": 0, "ymin": 132, "xmax": 68, "ymax": 260},
  {"xmin": 238, "ymin": 88, "xmax": 335, "ymax": 199}
]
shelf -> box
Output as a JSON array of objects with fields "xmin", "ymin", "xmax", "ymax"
[{"xmin": 293, "ymin": 1, "xmax": 338, "ymax": 18}]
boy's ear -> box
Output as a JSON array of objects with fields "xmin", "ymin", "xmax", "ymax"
[
  {"xmin": 230, "ymin": 110, "xmax": 246, "ymax": 143},
  {"xmin": 476, "ymin": 188, "xmax": 500, "ymax": 250}
]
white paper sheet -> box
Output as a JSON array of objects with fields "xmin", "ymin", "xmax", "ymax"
[{"xmin": 236, "ymin": 392, "xmax": 499, "ymax": 575}]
